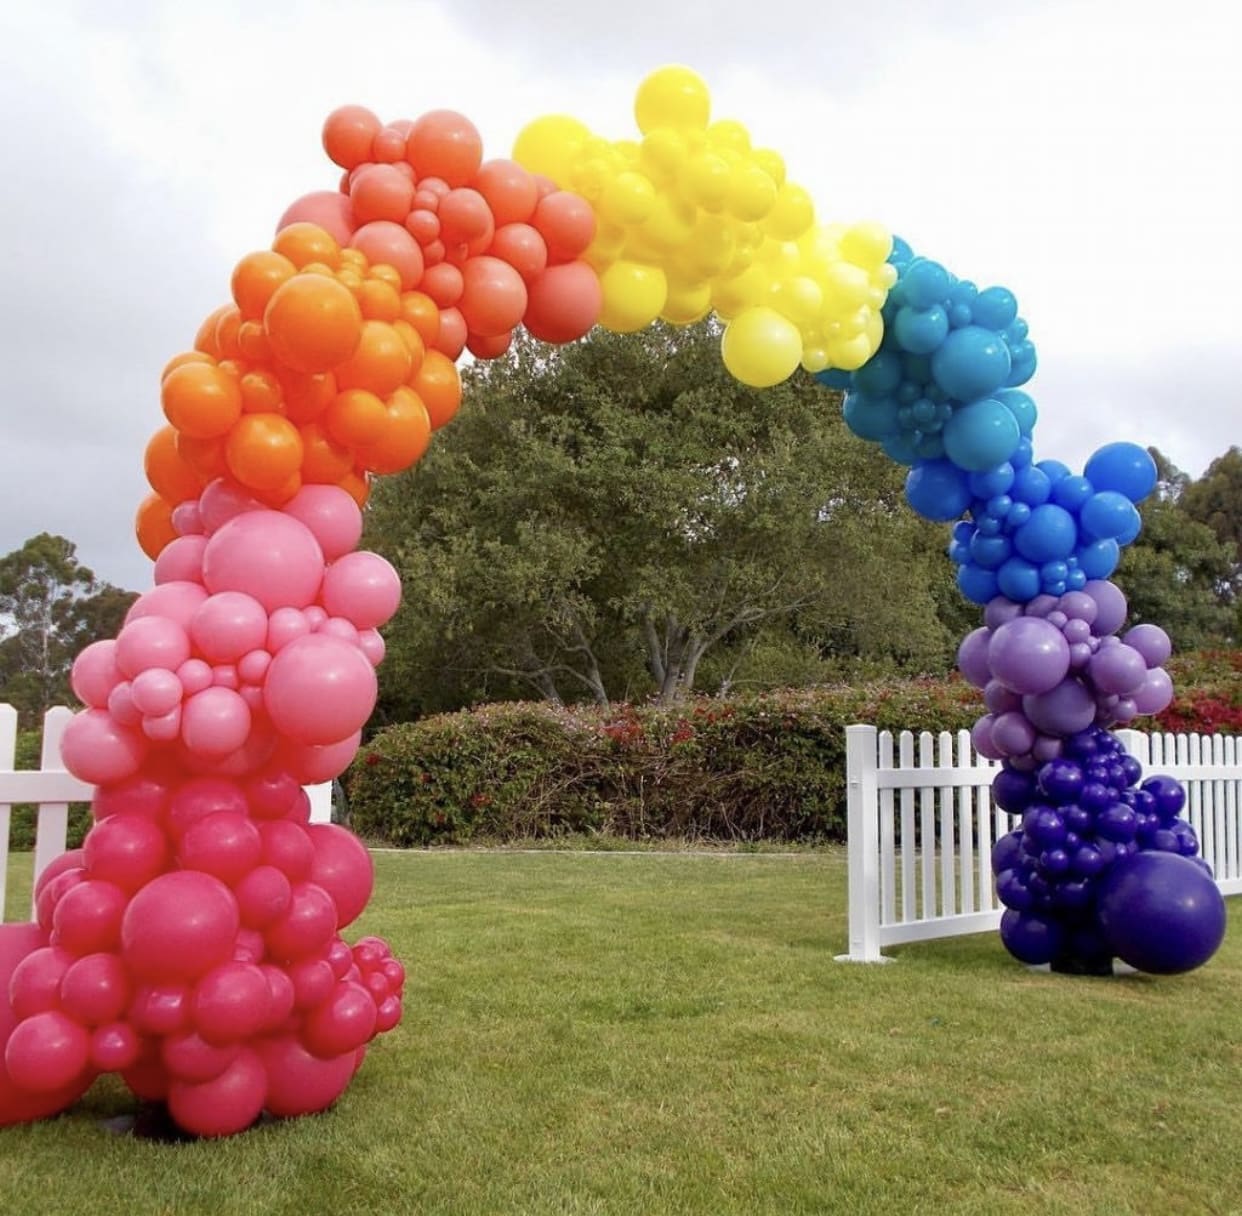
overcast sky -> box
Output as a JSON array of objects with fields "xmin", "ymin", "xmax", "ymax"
[{"xmin": 1, "ymin": 0, "xmax": 1238, "ymax": 593}]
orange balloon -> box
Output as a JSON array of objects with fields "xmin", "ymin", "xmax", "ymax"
[
  {"xmin": 350, "ymin": 165, "xmax": 415, "ymax": 226},
  {"xmin": 194, "ymin": 306, "xmax": 232, "ymax": 356},
  {"xmin": 231, "ymin": 251, "xmax": 297, "ymax": 320},
  {"xmin": 322, "ymin": 105, "xmax": 381, "ymax": 170},
  {"xmin": 144, "ymin": 426, "xmax": 205, "ymax": 504},
  {"xmin": 368, "ymin": 264, "xmax": 403, "ymax": 292},
  {"xmin": 162, "ymin": 351, "xmax": 214, "ymax": 382},
  {"xmin": 324, "ymin": 388, "xmax": 387, "ymax": 448},
  {"xmin": 176, "ymin": 433, "xmax": 228, "ymax": 481},
  {"xmin": 336, "ymin": 469, "xmax": 371, "ymax": 508},
  {"xmin": 473, "ymin": 159, "xmax": 538, "ymax": 227},
  {"xmin": 136, "ymin": 494, "xmax": 177, "ymax": 560},
  {"xmin": 237, "ymin": 320, "xmax": 272, "ymax": 362},
  {"xmin": 399, "ymin": 292, "xmax": 441, "ymax": 348},
  {"xmin": 225, "ymin": 414, "xmax": 304, "ymax": 491},
  {"xmin": 411, "ymin": 349, "xmax": 462, "ymax": 429},
  {"xmin": 357, "ymin": 388, "xmax": 432, "ymax": 475},
  {"xmin": 405, "ymin": 110, "xmax": 483, "ymax": 188},
  {"xmin": 280, "ymin": 371, "xmax": 337, "ymax": 424},
  {"xmin": 255, "ymin": 470, "xmax": 303, "ymax": 508},
  {"xmin": 240, "ymin": 369, "xmax": 283, "ymax": 414},
  {"xmin": 356, "ymin": 278, "xmax": 402, "ymax": 322},
  {"xmin": 391, "ymin": 320, "xmax": 426, "ymax": 373},
  {"xmin": 214, "ymin": 307, "xmax": 244, "ymax": 360},
  {"xmin": 299, "ymin": 422, "xmax": 355, "ymax": 483},
  {"xmin": 264, "ymin": 273, "xmax": 362, "ymax": 373},
  {"xmin": 273, "ymin": 223, "xmax": 342, "ymax": 270},
  {"xmin": 162, "ymin": 362, "xmax": 243, "ymax": 439},
  {"xmin": 335, "ymin": 320, "xmax": 412, "ymax": 395}
]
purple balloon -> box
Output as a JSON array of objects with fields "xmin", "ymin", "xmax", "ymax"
[
  {"xmin": 1084, "ymin": 580, "xmax": 1127, "ymax": 635},
  {"xmin": 1123, "ymin": 623, "xmax": 1172, "ymax": 667},
  {"xmin": 957, "ymin": 627, "xmax": 993, "ymax": 689},
  {"xmin": 992, "ymin": 711, "xmax": 1037, "ymax": 756},
  {"xmin": 1114, "ymin": 697, "xmax": 1139, "ymax": 723},
  {"xmin": 984, "ymin": 680, "xmax": 1023, "ymax": 714},
  {"xmin": 1089, "ymin": 643, "xmax": 1148, "ymax": 695},
  {"xmin": 1032, "ymin": 735, "xmax": 1064, "ymax": 762},
  {"xmin": 984, "ymin": 597, "xmax": 1023, "ymax": 630},
  {"xmin": 1023, "ymin": 595, "xmax": 1059, "ymax": 619},
  {"xmin": 1023, "ymin": 677, "xmax": 1097, "ymax": 736},
  {"xmin": 972, "ymin": 714, "xmax": 1005, "ymax": 761},
  {"xmin": 988, "ymin": 617, "xmax": 1071, "ymax": 695},
  {"xmin": 1062, "ymin": 618, "xmax": 1091, "ymax": 645},
  {"xmin": 1133, "ymin": 667, "xmax": 1174, "ymax": 715},
  {"xmin": 1058, "ymin": 591, "xmax": 1098, "ymax": 624},
  {"xmin": 1068, "ymin": 642, "xmax": 1092, "ymax": 669}
]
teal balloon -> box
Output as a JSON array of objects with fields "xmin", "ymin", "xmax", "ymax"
[
  {"xmin": 931, "ymin": 325, "xmax": 1012, "ymax": 401},
  {"xmin": 852, "ymin": 350, "xmax": 903, "ymax": 397},
  {"xmin": 843, "ymin": 395, "xmax": 898, "ymax": 442},
  {"xmin": 942, "ymin": 399, "xmax": 1021, "ymax": 472},
  {"xmin": 996, "ymin": 389, "xmax": 1037, "ymax": 436},
  {"xmin": 893, "ymin": 304, "xmax": 949, "ymax": 354}
]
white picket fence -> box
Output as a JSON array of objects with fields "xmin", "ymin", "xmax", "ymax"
[
  {"xmin": 0, "ymin": 704, "xmax": 332, "ymax": 923},
  {"xmin": 837, "ymin": 722, "xmax": 1242, "ymax": 963}
]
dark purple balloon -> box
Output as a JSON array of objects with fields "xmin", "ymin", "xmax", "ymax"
[
  {"xmin": 996, "ymin": 869, "xmax": 1034, "ymax": 912},
  {"xmin": 1000, "ymin": 909, "xmax": 1064, "ymax": 965},
  {"xmin": 992, "ymin": 830, "xmax": 1025, "ymax": 875},
  {"xmin": 1037, "ymin": 758, "xmax": 1084, "ymax": 804},
  {"xmin": 1023, "ymin": 677, "xmax": 1096, "ymax": 736},
  {"xmin": 989, "ymin": 617, "xmax": 1071, "ymax": 695},
  {"xmin": 993, "ymin": 767, "xmax": 1037, "ymax": 813},
  {"xmin": 1096, "ymin": 804, "xmax": 1138, "ymax": 843},
  {"xmin": 1143, "ymin": 775, "xmax": 1186, "ymax": 819}
]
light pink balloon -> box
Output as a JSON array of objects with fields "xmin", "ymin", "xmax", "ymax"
[
  {"xmin": 357, "ymin": 630, "xmax": 386, "ymax": 667},
  {"xmin": 190, "ymin": 592, "xmax": 270, "ymax": 663},
  {"xmin": 198, "ymin": 479, "xmax": 264, "ymax": 535},
  {"xmin": 319, "ymin": 617, "xmax": 360, "ymax": 646},
  {"xmin": 177, "ymin": 658, "xmax": 214, "ymax": 697},
  {"xmin": 60, "ymin": 709, "xmax": 149, "ymax": 785},
  {"xmin": 238, "ymin": 649, "xmax": 272, "ymax": 684},
  {"xmin": 277, "ymin": 191, "xmax": 357, "ymax": 246},
  {"xmin": 303, "ymin": 606, "xmax": 328, "ymax": 630},
  {"xmin": 181, "ymin": 688, "xmax": 252, "ymax": 759},
  {"xmin": 71, "ymin": 640, "xmax": 122, "ymax": 708},
  {"xmin": 125, "ymin": 582, "xmax": 209, "ymax": 632},
  {"xmin": 131, "ymin": 667, "xmax": 184, "ymax": 717},
  {"xmin": 265, "ymin": 635, "xmax": 377, "ymax": 746},
  {"xmin": 155, "ymin": 535, "xmax": 208, "ymax": 586},
  {"xmin": 321, "ymin": 551, "xmax": 402, "ymax": 630},
  {"xmin": 107, "ymin": 682, "xmax": 143, "ymax": 727},
  {"xmin": 279, "ymin": 731, "xmax": 363, "ymax": 783},
  {"xmin": 281, "ymin": 486, "xmax": 363, "ymax": 562},
  {"xmin": 116, "ymin": 615, "xmax": 192, "ymax": 678},
  {"xmin": 143, "ymin": 706, "xmax": 183, "ymax": 743},
  {"xmin": 202, "ymin": 511, "xmax": 325, "ymax": 613},
  {"xmin": 171, "ymin": 502, "xmax": 205, "ymax": 537},
  {"xmin": 267, "ymin": 607, "xmax": 312, "ymax": 654}
]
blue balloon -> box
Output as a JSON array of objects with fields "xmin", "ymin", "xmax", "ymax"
[
  {"xmin": 843, "ymin": 395, "xmax": 899, "ymax": 442},
  {"xmin": 931, "ymin": 326, "xmax": 1012, "ymax": 402},
  {"xmin": 852, "ymin": 350, "xmax": 903, "ymax": 396},
  {"xmin": 957, "ymin": 562, "xmax": 999, "ymax": 604},
  {"xmin": 1011, "ymin": 465, "xmax": 1052, "ymax": 506},
  {"xmin": 969, "ymin": 532, "xmax": 1011, "ymax": 569},
  {"xmin": 968, "ymin": 463, "xmax": 1015, "ymax": 498},
  {"xmin": 1014, "ymin": 504, "xmax": 1078, "ymax": 562},
  {"xmin": 814, "ymin": 368, "xmax": 852, "ymax": 391},
  {"xmin": 1036, "ymin": 459, "xmax": 1070, "ymax": 483},
  {"xmin": 942, "ymin": 399, "xmax": 1021, "ymax": 471},
  {"xmin": 1051, "ymin": 474, "xmax": 1094, "ymax": 511},
  {"xmin": 1080, "ymin": 491, "xmax": 1140, "ymax": 541},
  {"xmin": 1011, "ymin": 437, "xmax": 1033, "ymax": 469},
  {"xmin": 997, "ymin": 556, "xmax": 1041, "ymax": 602},
  {"xmin": 996, "ymin": 389, "xmax": 1037, "ymax": 437},
  {"xmin": 893, "ymin": 305, "xmax": 949, "ymax": 354},
  {"xmin": 883, "ymin": 433, "xmax": 920, "ymax": 465},
  {"xmin": 1075, "ymin": 538, "xmax": 1120, "ymax": 579},
  {"xmin": 971, "ymin": 286, "xmax": 1018, "ymax": 329},
  {"xmin": 905, "ymin": 459, "xmax": 972, "ymax": 521},
  {"xmin": 902, "ymin": 259, "xmax": 951, "ymax": 310},
  {"xmin": 1005, "ymin": 341, "xmax": 1038, "ymax": 387},
  {"xmin": 1116, "ymin": 508, "xmax": 1142, "ymax": 546},
  {"xmin": 1084, "ymin": 442, "xmax": 1158, "ymax": 502}
]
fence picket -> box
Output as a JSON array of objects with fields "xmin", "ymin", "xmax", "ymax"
[
  {"xmin": 937, "ymin": 731, "xmax": 956, "ymax": 917},
  {"xmin": 918, "ymin": 732, "xmax": 936, "ymax": 920}
]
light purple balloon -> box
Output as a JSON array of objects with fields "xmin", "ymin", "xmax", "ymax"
[
  {"xmin": 984, "ymin": 680, "xmax": 1023, "ymax": 715},
  {"xmin": 1068, "ymin": 642, "xmax": 1092, "ymax": 669},
  {"xmin": 1023, "ymin": 677, "xmax": 1097, "ymax": 736},
  {"xmin": 1123, "ymin": 623, "xmax": 1172, "ymax": 668},
  {"xmin": 971, "ymin": 714, "xmax": 1004, "ymax": 761},
  {"xmin": 1058, "ymin": 591, "xmax": 1098, "ymax": 624},
  {"xmin": 957, "ymin": 627, "xmax": 994, "ymax": 689},
  {"xmin": 1063, "ymin": 618, "xmax": 1091, "ymax": 645},
  {"xmin": 1023, "ymin": 595, "xmax": 1059, "ymax": 619},
  {"xmin": 984, "ymin": 597, "xmax": 1023, "ymax": 630},
  {"xmin": 1047, "ymin": 611, "xmax": 1068, "ymax": 629},
  {"xmin": 1133, "ymin": 667, "xmax": 1174, "ymax": 715},
  {"xmin": 1089, "ymin": 643, "xmax": 1148, "ymax": 695},
  {"xmin": 992, "ymin": 711, "xmax": 1036, "ymax": 756},
  {"xmin": 1010, "ymin": 755, "xmax": 1039, "ymax": 772},
  {"xmin": 988, "ymin": 617, "xmax": 1071, "ymax": 695},
  {"xmin": 1032, "ymin": 735, "xmax": 1063, "ymax": 762},
  {"xmin": 1114, "ymin": 698, "xmax": 1139, "ymax": 723},
  {"xmin": 1084, "ymin": 580, "xmax": 1127, "ymax": 635}
]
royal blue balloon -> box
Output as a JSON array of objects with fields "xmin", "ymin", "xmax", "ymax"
[
  {"xmin": 996, "ymin": 556, "xmax": 1041, "ymax": 602},
  {"xmin": 1075, "ymin": 538, "xmax": 1120, "ymax": 580},
  {"xmin": 1080, "ymin": 491, "xmax": 1141, "ymax": 541},
  {"xmin": 1051, "ymin": 474, "xmax": 1094, "ymax": 511},
  {"xmin": 1011, "ymin": 437, "xmax": 1034, "ymax": 469},
  {"xmin": 996, "ymin": 389, "xmax": 1037, "ymax": 437},
  {"xmin": 931, "ymin": 326, "xmax": 1012, "ymax": 402},
  {"xmin": 1014, "ymin": 504, "xmax": 1078, "ymax": 562},
  {"xmin": 1036, "ymin": 459, "xmax": 1070, "ymax": 483},
  {"xmin": 969, "ymin": 532, "xmax": 1011, "ymax": 569},
  {"xmin": 968, "ymin": 463, "xmax": 1015, "ymax": 498},
  {"xmin": 1096, "ymin": 851, "xmax": 1226, "ymax": 974},
  {"xmin": 1084, "ymin": 442, "xmax": 1158, "ymax": 503},
  {"xmin": 906, "ymin": 459, "xmax": 972, "ymax": 521},
  {"xmin": 957, "ymin": 562, "xmax": 999, "ymax": 604},
  {"xmin": 942, "ymin": 399, "xmax": 1021, "ymax": 471},
  {"xmin": 1011, "ymin": 465, "xmax": 1052, "ymax": 506}
]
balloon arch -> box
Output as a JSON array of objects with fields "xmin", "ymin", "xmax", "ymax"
[{"xmin": 1, "ymin": 67, "xmax": 1226, "ymax": 1136}]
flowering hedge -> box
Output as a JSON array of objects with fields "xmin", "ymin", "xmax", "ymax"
[{"xmin": 1153, "ymin": 650, "xmax": 1242, "ymax": 734}]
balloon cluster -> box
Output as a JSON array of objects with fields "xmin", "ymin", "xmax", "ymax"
[
  {"xmin": 825, "ymin": 238, "xmax": 1037, "ymax": 468},
  {"xmin": 991, "ymin": 729, "xmax": 1225, "ymax": 975},
  {"xmin": 514, "ymin": 66, "xmax": 894, "ymax": 387},
  {"xmin": 958, "ymin": 581, "xmax": 1175, "ymax": 768}
]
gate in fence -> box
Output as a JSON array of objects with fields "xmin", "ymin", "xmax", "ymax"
[{"xmin": 838, "ymin": 722, "xmax": 1242, "ymax": 963}]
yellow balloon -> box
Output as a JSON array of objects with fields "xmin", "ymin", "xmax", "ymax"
[
  {"xmin": 706, "ymin": 119, "xmax": 751, "ymax": 154},
  {"xmin": 513, "ymin": 115, "xmax": 591, "ymax": 186},
  {"xmin": 769, "ymin": 275, "xmax": 823, "ymax": 326},
  {"xmin": 680, "ymin": 214, "xmax": 736, "ymax": 278},
  {"xmin": 727, "ymin": 163, "xmax": 778, "ymax": 222},
  {"xmin": 763, "ymin": 183, "xmax": 815, "ymax": 241},
  {"xmin": 639, "ymin": 128, "xmax": 688, "ymax": 185},
  {"xmin": 826, "ymin": 332, "xmax": 875, "ymax": 371},
  {"xmin": 599, "ymin": 261, "xmax": 668, "ymax": 332},
  {"xmin": 639, "ymin": 195, "xmax": 697, "ymax": 251},
  {"xmin": 721, "ymin": 307, "xmax": 803, "ymax": 388},
  {"xmin": 840, "ymin": 221, "xmax": 893, "ymax": 270},
  {"xmin": 711, "ymin": 263, "xmax": 769, "ymax": 320},
  {"xmin": 751, "ymin": 148, "xmax": 786, "ymax": 188},
  {"xmin": 599, "ymin": 171, "xmax": 657, "ymax": 225},
  {"xmin": 661, "ymin": 278, "xmax": 713, "ymax": 325},
  {"xmin": 681, "ymin": 152, "xmax": 731, "ymax": 211},
  {"xmin": 634, "ymin": 65, "xmax": 711, "ymax": 135},
  {"xmin": 583, "ymin": 221, "xmax": 627, "ymax": 271}
]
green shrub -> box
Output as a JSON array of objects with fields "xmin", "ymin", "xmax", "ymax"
[
  {"xmin": 5, "ymin": 728, "xmax": 92, "ymax": 852},
  {"xmin": 347, "ymin": 679, "xmax": 980, "ymax": 846}
]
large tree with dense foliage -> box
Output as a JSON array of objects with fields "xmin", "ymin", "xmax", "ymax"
[
  {"xmin": 0, "ymin": 534, "xmax": 137, "ymax": 726},
  {"xmin": 365, "ymin": 322, "xmax": 958, "ymax": 718}
]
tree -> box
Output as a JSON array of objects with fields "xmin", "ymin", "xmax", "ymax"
[
  {"xmin": 365, "ymin": 321, "xmax": 958, "ymax": 718},
  {"xmin": 1181, "ymin": 446, "xmax": 1242, "ymax": 559},
  {"xmin": 0, "ymin": 534, "xmax": 137, "ymax": 726},
  {"xmin": 1117, "ymin": 450, "xmax": 1238, "ymax": 649}
]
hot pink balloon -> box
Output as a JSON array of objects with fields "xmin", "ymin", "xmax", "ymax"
[
  {"xmin": 121, "ymin": 871, "xmax": 240, "ymax": 985},
  {"xmin": 321, "ymin": 551, "xmax": 402, "ymax": 630},
  {"xmin": 281, "ymin": 486, "xmax": 363, "ymax": 561},
  {"xmin": 278, "ymin": 731, "xmax": 363, "ymax": 783},
  {"xmin": 190, "ymin": 591, "xmax": 270, "ymax": 663},
  {"xmin": 308, "ymin": 824, "xmax": 374, "ymax": 928},
  {"xmin": 3, "ymin": 1011, "xmax": 91, "ymax": 1094},
  {"xmin": 180, "ymin": 687, "xmax": 252, "ymax": 759},
  {"xmin": 125, "ymin": 581, "xmax": 209, "ymax": 632},
  {"xmin": 277, "ymin": 190, "xmax": 357, "ymax": 245},
  {"xmin": 167, "ymin": 1047, "xmax": 267, "ymax": 1138},
  {"xmin": 60, "ymin": 709, "xmax": 149, "ymax": 785},
  {"xmin": 71, "ymin": 640, "xmax": 122, "ymax": 709},
  {"xmin": 154, "ymin": 535, "xmax": 208, "ymax": 585},
  {"xmin": 257, "ymin": 1034, "xmax": 356, "ymax": 1117},
  {"xmin": 264, "ymin": 635, "xmax": 377, "ymax": 746},
  {"xmin": 202, "ymin": 511, "xmax": 324, "ymax": 613}
]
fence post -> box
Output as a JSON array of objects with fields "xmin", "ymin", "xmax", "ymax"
[
  {"xmin": 836, "ymin": 724, "xmax": 891, "ymax": 963},
  {"xmin": 32, "ymin": 706, "xmax": 75, "ymax": 903},
  {"xmin": 0, "ymin": 705, "xmax": 17, "ymax": 920}
]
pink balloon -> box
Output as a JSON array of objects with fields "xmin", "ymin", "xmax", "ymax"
[
  {"xmin": 167, "ymin": 1047, "xmax": 267, "ymax": 1137},
  {"xmin": 260, "ymin": 964, "xmax": 296, "ymax": 1031},
  {"xmin": 130, "ymin": 667, "xmax": 184, "ymax": 717},
  {"xmin": 116, "ymin": 616, "xmax": 192, "ymax": 678},
  {"xmin": 107, "ymin": 681, "xmax": 142, "ymax": 727},
  {"xmin": 238, "ymin": 649, "xmax": 271, "ymax": 684},
  {"xmin": 264, "ymin": 882, "xmax": 338, "ymax": 963},
  {"xmin": 349, "ymin": 220, "xmax": 424, "ymax": 289},
  {"xmin": 258, "ymin": 821, "xmax": 315, "ymax": 881},
  {"xmin": 167, "ymin": 777, "xmax": 248, "ymax": 839},
  {"xmin": 161, "ymin": 1030, "xmax": 239, "ymax": 1084},
  {"xmin": 128, "ymin": 983, "xmax": 191, "ymax": 1037},
  {"xmin": 267, "ymin": 606, "xmax": 312, "ymax": 653},
  {"xmin": 125, "ymin": 581, "xmax": 209, "ymax": 632},
  {"xmin": 83, "ymin": 813, "xmax": 169, "ymax": 893},
  {"xmin": 191, "ymin": 962, "xmax": 272, "ymax": 1044},
  {"xmin": 307, "ymin": 824, "xmax": 374, "ymax": 928},
  {"xmin": 181, "ymin": 687, "xmax": 252, "ymax": 759},
  {"xmin": 301, "ymin": 980, "xmax": 377, "ymax": 1058},
  {"xmin": 143, "ymin": 707, "xmax": 183, "ymax": 743},
  {"xmin": 190, "ymin": 591, "xmax": 269, "ymax": 663},
  {"xmin": 154, "ymin": 535, "xmax": 208, "ymax": 585},
  {"xmin": 281, "ymin": 486, "xmax": 363, "ymax": 561},
  {"xmin": 212, "ymin": 664, "xmax": 240, "ymax": 690},
  {"xmin": 177, "ymin": 658, "xmax": 214, "ymax": 696},
  {"xmin": 90, "ymin": 1022, "xmax": 141, "ymax": 1072},
  {"xmin": 260, "ymin": 1034, "xmax": 356, "ymax": 1117},
  {"xmin": 277, "ymin": 731, "xmax": 363, "ymax": 783},
  {"xmin": 289, "ymin": 957, "xmax": 335, "ymax": 1010},
  {"xmin": 264, "ymin": 635, "xmax": 377, "ymax": 746},
  {"xmin": 60, "ymin": 952, "xmax": 131, "ymax": 1025},
  {"xmin": 33, "ymin": 849, "xmax": 86, "ymax": 899},
  {"xmin": 321, "ymin": 551, "xmax": 401, "ymax": 629},
  {"xmin": 303, "ymin": 605, "xmax": 328, "ymax": 629},
  {"xmin": 175, "ymin": 811, "xmax": 263, "ymax": 885},
  {"xmin": 51, "ymin": 879, "xmax": 127, "ymax": 955},
  {"xmin": 318, "ymin": 617, "xmax": 360, "ymax": 647},
  {"xmin": 244, "ymin": 769, "xmax": 302, "ymax": 819},
  {"xmin": 235, "ymin": 865, "xmax": 293, "ymax": 929},
  {"xmin": 60, "ymin": 709, "xmax": 149, "ymax": 785},
  {"xmin": 3, "ymin": 1011, "xmax": 91, "ymax": 1094},
  {"xmin": 121, "ymin": 871, "xmax": 240, "ymax": 984},
  {"xmin": 357, "ymin": 629, "xmax": 386, "ymax": 667},
  {"xmin": 198, "ymin": 478, "xmax": 264, "ymax": 534},
  {"xmin": 203, "ymin": 511, "xmax": 325, "ymax": 613},
  {"xmin": 171, "ymin": 502, "xmax": 204, "ymax": 537},
  {"xmin": 71, "ymin": 640, "xmax": 122, "ymax": 709},
  {"xmin": 7, "ymin": 945, "xmax": 73, "ymax": 1020},
  {"xmin": 92, "ymin": 771, "xmax": 171, "ymax": 822},
  {"xmin": 277, "ymin": 190, "xmax": 357, "ymax": 245}
]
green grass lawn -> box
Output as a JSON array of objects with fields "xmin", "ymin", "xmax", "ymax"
[{"xmin": 2, "ymin": 849, "xmax": 1240, "ymax": 1216}]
